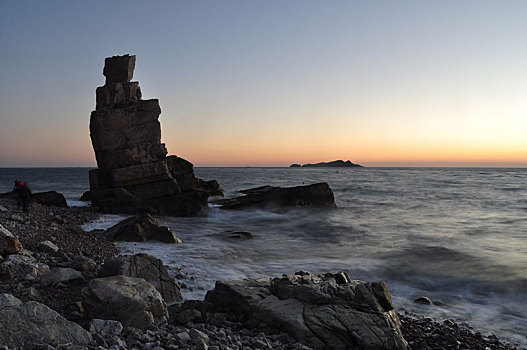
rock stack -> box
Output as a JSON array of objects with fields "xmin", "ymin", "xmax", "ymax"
[{"xmin": 89, "ymin": 54, "xmax": 220, "ymax": 216}]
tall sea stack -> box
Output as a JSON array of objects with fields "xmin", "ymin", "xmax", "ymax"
[{"xmin": 89, "ymin": 54, "xmax": 219, "ymax": 216}]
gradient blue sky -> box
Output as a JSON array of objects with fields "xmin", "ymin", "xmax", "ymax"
[{"xmin": 1, "ymin": 1, "xmax": 526, "ymax": 167}]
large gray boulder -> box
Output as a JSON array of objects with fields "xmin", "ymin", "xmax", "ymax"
[
  {"xmin": 0, "ymin": 254, "xmax": 49, "ymax": 281},
  {"xmin": 215, "ymin": 182, "xmax": 336, "ymax": 210},
  {"xmin": 0, "ymin": 293, "xmax": 92, "ymax": 348},
  {"xmin": 205, "ymin": 271, "xmax": 408, "ymax": 350},
  {"xmin": 82, "ymin": 275, "xmax": 168, "ymax": 330},
  {"xmin": 99, "ymin": 253, "xmax": 182, "ymax": 304},
  {"xmin": 106, "ymin": 214, "xmax": 182, "ymax": 243}
]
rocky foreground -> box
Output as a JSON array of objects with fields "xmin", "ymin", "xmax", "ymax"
[{"xmin": 0, "ymin": 198, "xmax": 520, "ymax": 349}]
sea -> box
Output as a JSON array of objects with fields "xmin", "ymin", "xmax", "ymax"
[{"xmin": 1, "ymin": 167, "xmax": 526, "ymax": 347}]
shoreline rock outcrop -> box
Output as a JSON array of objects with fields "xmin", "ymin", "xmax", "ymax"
[
  {"xmin": 215, "ymin": 182, "xmax": 336, "ymax": 210},
  {"xmin": 89, "ymin": 54, "xmax": 221, "ymax": 216},
  {"xmin": 204, "ymin": 271, "xmax": 408, "ymax": 349}
]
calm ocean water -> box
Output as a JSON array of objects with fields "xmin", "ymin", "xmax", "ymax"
[{"xmin": 1, "ymin": 167, "xmax": 526, "ymax": 346}]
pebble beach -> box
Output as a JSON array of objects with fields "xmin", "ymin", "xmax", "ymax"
[{"xmin": 0, "ymin": 197, "xmax": 521, "ymax": 349}]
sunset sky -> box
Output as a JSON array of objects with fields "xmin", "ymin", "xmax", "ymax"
[{"xmin": 1, "ymin": 1, "xmax": 526, "ymax": 167}]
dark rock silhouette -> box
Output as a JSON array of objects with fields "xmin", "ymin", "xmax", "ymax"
[
  {"xmin": 214, "ymin": 182, "xmax": 336, "ymax": 210},
  {"xmin": 89, "ymin": 55, "xmax": 221, "ymax": 215},
  {"xmin": 0, "ymin": 190, "xmax": 67, "ymax": 208},
  {"xmin": 290, "ymin": 159, "xmax": 363, "ymax": 167}
]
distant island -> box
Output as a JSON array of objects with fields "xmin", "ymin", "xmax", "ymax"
[{"xmin": 290, "ymin": 160, "xmax": 363, "ymax": 168}]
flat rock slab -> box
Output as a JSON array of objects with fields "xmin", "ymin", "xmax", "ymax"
[{"xmin": 215, "ymin": 182, "xmax": 336, "ymax": 210}]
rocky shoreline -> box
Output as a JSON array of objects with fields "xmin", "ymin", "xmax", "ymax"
[{"xmin": 0, "ymin": 198, "xmax": 520, "ymax": 349}]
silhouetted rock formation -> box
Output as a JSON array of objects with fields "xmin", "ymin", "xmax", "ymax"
[
  {"xmin": 290, "ymin": 159, "xmax": 363, "ymax": 167},
  {"xmin": 89, "ymin": 55, "xmax": 221, "ymax": 216}
]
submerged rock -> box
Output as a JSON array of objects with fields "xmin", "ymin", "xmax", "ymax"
[
  {"xmin": 205, "ymin": 271, "xmax": 408, "ymax": 349},
  {"xmin": 215, "ymin": 182, "xmax": 336, "ymax": 210},
  {"xmin": 106, "ymin": 213, "xmax": 182, "ymax": 243},
  {"xmin": 0, "ymin": 293, "xmax": 92, "ymax": 348},
  {"xmin": 89, "ymin": 54, "xmax": 221, "ymax": 216},
  {"xmin": 99, "ymin": 253, "xmax": 182, "ymax": 304}
]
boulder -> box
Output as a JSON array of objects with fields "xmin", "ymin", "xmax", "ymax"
[
  {"xmin": 0, "ymin": 224, "xmax": 23, "ymax": 254},
  {"xmin": 82, "ymin": 275, "xmax": 168, "ymax": 330},
  {"xmin": 67, "ymin": 255, "xmax": 97, "ymax": 273},
  {"xmin": 40, "ymin": 267, "xmax": 83, "ymax": 287},
  {"xmin": 89, "ymin": 55, "xmax": 218, "ymax": 216},
  {"xmin": 215, "ymin": 182, "xmax": 336, "ymax": 210},
  {"xmin": 106, "ymin": 214, "xmax": 182, "ymax": 243},
  {"xmin": 205, "ymin": 271, "xmax": 408, "ymax": 350},
  {"xmin": 89, "ymin": 319, "xmax": 123, "ymax": 338},
  {"xmin": 32, "ymin": 191, "xmax": 68, "ymax": 207},
  {"xmin": 0, "ymin": 293, "xmax": 92, "ymax": 348},
  {"xmin": 99, "ymin": 253, "xmax": 182, "ymax": 304},
  {"xmin": 0, "ymin": 254, "xmax": 49, "ymax": 281}
]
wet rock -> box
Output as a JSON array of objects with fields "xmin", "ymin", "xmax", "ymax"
[
  {"xmin": 40, "ymin": 268, "xmax": 83, "ymax": 287},
  {"xmin": 82, "ymin": 275, "xmax": 168, "ymax": 330},
  {"xmin": 194, "ymin": 179, "xmax": 224, "ymax": 197},
  {"xmin": 413, "ymin": 296, "xmax": 433, "ymax": 305},
  {"xmin": 99, "ymin": 253, "xmax": 182, "ymax": 304},
  {"xmin": 0, "ymin": 223, "xmax": 24, "ymax": 254},
  {"xmin": 205, "ymin": 271, "xmax": 408, "ymax": 349},
  {"xmin": 105, "ymin": 214, "xmax": 182, "ymax": 243},
  {"xmin": 216, "ymin": 231, "xmax": 253, "ymax": 241},
  {"xmin": 215, "ymin": 183, "xmax": 336, "ymax": 210},
  {"xmin": 39, "ymin": 240, "xmax": 60, "ymax": 253},
  {"xmin": 0, "ymin": 293, "xmax": 92, "ymax": 348}
]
